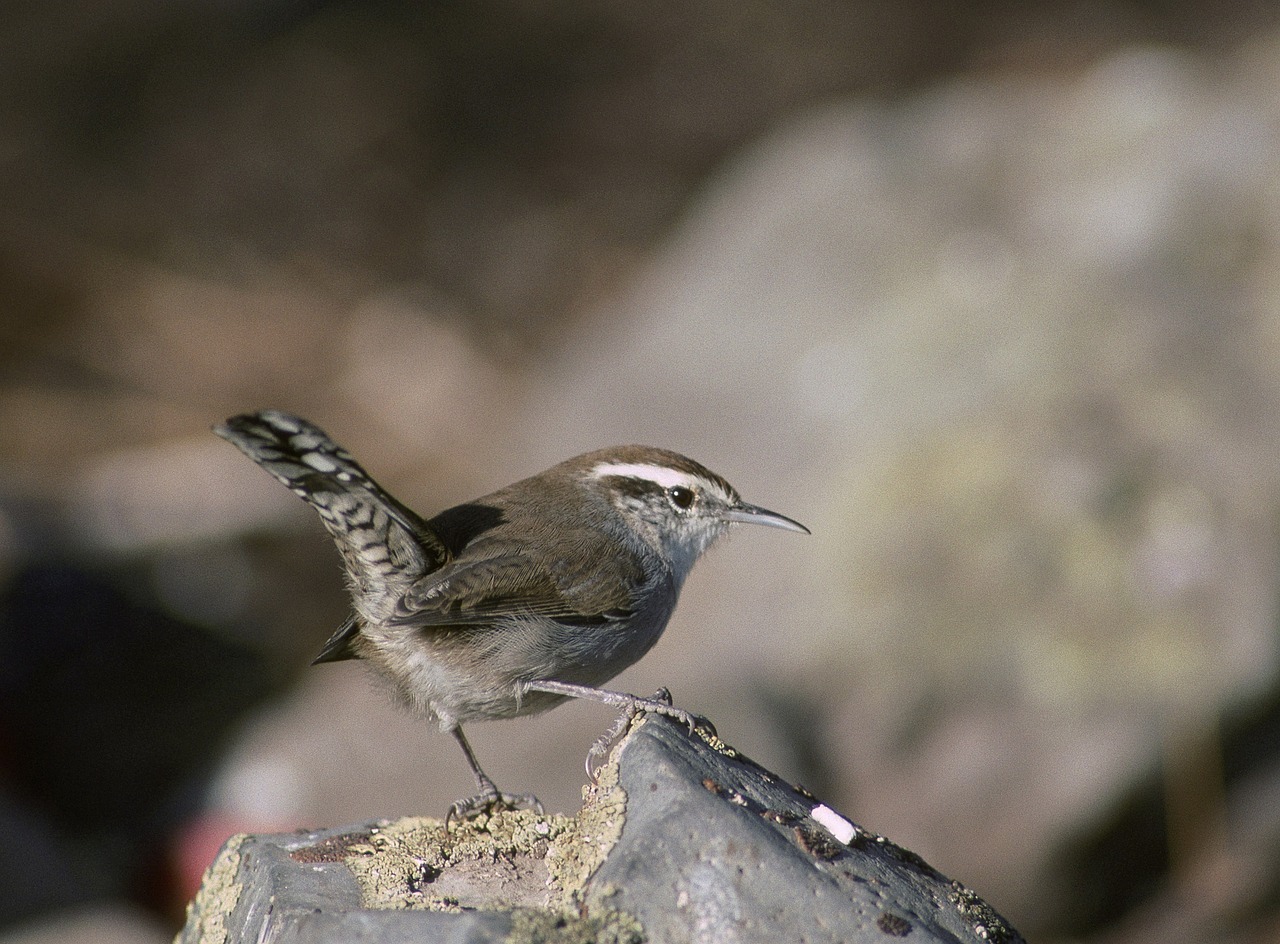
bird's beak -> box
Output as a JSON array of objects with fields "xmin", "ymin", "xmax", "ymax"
[{"xmin": 724, "ymin": 502, "xmax": 810, "ymax": 534}]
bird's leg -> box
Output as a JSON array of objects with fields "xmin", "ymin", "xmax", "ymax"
[
  {"xmin": 446, "ymin": 726, "xmax": 543, "ymax": 826},
  {"xmin": 522, "ymin": 680, "xmax": 717, "ymax": 782}
]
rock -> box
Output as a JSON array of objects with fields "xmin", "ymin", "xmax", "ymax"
[{"xmin": 179, "ymin": 715, "xmax": 1022, "ymax": 944}]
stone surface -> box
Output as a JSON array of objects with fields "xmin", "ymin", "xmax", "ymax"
[{"xmin": 179, "ymin": 715, "xmax": 1022, "ymax": 944}]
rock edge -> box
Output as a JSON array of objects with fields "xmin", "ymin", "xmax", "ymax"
[{"xmin": 178, "ymin": 715, "xmax": 1024, "ymax": 943}]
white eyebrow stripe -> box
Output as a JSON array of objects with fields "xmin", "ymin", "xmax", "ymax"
[{"xmin": 591, "ymin": 462, "xmax": 700, "ymax": 491}]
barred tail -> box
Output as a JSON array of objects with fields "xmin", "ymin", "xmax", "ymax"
[{"xmin": 215, "ymin": 410, "xmax": 449, "ymax": 584}]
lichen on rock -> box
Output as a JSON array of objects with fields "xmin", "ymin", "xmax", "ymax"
[
  {"xmin": 179, "ymin": 832, "xmax": 247, "ymax": 944},
  {"xmin": 341, "ymin": 733, "xmax": 632, "ymax": 925}
]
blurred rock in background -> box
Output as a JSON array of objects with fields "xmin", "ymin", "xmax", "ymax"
[{"xmin": 2, "ymin": 3, "xmax": 1280, "ymax": 943}]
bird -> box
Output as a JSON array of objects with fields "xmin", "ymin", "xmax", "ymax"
[{"xmin": 215, "ymin": 410, "xmax": 809, "ymax": 820}]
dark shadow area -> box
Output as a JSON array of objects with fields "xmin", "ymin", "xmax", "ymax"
[{"xmin": 0, "ymin": 564, "xmax": 274, "ymax": 926}]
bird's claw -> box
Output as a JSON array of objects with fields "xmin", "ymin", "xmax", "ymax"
[
  {"xmin": 584, "ymin": 687, "xmax": 717, "ymax": 782},
  {"xmin": 446, "ymin": 788, "xmax": 543, "ymax": 828},
  {"xmin": 640, "ymin": 688, "xmax": 716, "ymax": 739}
]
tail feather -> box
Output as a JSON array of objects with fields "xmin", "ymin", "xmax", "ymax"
[{"xmin": 215, "ymin": 411, "xmax": 450, "ymax": 593}]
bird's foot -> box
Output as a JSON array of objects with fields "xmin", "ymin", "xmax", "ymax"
[
  {"xmin": 446, "ymin": 787, "xmax": 543, "ymax": 827},
  {"xmin": 635, "ymin": 686, "xmax": 718, "ymax": 739},
  {"xmin": 585, "ymin": 687, "xmax": 717, "ymax": 781}
]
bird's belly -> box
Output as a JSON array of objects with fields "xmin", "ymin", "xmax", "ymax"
[
  {"xmin": 356, "ymin": 628, "xmax": 516, "ymax": 728},
  {"xmin": 511, "ymin": 605, "xmax": 673, "ymax": 690},
  {"xmin": 358, "ymin": 602, "xmax": 674, "ymax": 727}
]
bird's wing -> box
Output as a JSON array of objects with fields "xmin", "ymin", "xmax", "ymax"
[
  {"xmin": 389, "ymin": 542, "xmax": 645, "ymax": 630},
  {"xmin": 312, "ymin": 615, "xmax": 361, "ymax": 664}
]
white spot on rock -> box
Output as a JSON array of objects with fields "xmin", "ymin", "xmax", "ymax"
[{"xmin": 810, "ymin": 804, "xmax": 856, "ymax": 844}]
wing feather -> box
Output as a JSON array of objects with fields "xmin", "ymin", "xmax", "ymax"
[{"xmin": 389, "ymin": 537, "xmax": 647, "ymax": 631}]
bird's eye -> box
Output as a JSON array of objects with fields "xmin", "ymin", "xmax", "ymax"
[{"xmin": 668, "ymin": 486, "xmax": 695, "ymax": 510}]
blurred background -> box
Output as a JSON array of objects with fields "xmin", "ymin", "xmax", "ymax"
[{"xmin": 3, "ymin": 1, "xmax": 1280, "ymax": 941}]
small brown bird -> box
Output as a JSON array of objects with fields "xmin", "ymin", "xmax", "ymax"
[{"xmin": 216, "ymin": 410, "xmax": 808, "ymax": 819}]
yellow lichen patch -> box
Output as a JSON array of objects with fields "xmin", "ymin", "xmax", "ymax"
[
  {"xmin": 343, "ymin": 727, "xmax": 631, "ymax": 922},
  {"xmin": 343, "ymin": 811, "xmax": 573, "ymax": 911},
  {"xmin": 695, "ymin": 725, "xmax": 737, "ymax": 759},
  {"xmin": 546, "ymin": 746, "xmax": 627, "ymax": 895},
  {"xmin": 178, "ymin": 833, "xmax": 247, "ymax": 944},
  {"xmin": 506, "ymin": 906, "xmax": 644, "ymax": 944}
]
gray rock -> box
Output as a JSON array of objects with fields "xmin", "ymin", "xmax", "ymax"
[{"xmin": 179, "ymin": 715, "xmax": 1022, "ymax": 944}]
